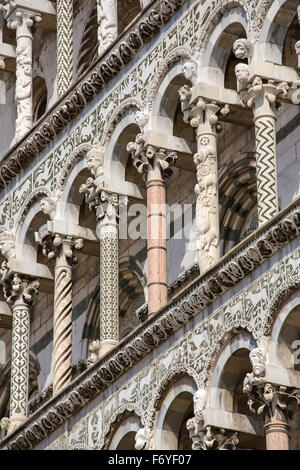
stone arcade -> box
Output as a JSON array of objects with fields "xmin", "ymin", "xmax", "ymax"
[{"xmin": 0, "ymin": 0, "xmax": 299, "ymax": 451}]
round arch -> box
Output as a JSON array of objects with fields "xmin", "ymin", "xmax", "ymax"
[
  {"xmin": 154, "ymin": 375, "xmax": 196, "ymax": 450},
  {"xmin": 199, "ymin": 7, "xmax": 249, "ymax": 87}
]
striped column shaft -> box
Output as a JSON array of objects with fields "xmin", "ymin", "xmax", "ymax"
[
  {"xmin": 147, "ymin": 178, "xmax": 167, "ymax": 315},
  {"xmin": 264, "ymin": 422, "xmax": 290, "ymax": 450},
  {"xmin": 57, "ymin": 0, "xmax": 73, "ymax": 97}
]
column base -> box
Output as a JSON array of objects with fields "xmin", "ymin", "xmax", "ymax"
[{"xmin": 99, "ymin": 339, "xmax": 118, "ymax": 358}]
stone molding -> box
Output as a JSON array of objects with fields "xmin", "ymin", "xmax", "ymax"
[
  {"xmin": 0, "ymin": 0, "xmax": 187, "ymax": 191},
  {"xmin": 1, "ymin": 197, "xmax": 300, "ymax": 450}
]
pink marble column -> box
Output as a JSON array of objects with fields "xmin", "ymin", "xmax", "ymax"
[
  {"xmin": 264, "ymin": 421, "xmax": 290, "ymax": 450},
  {"xmin": 146, "ymin": 177, "xmax": 167, "ymax": 315}
]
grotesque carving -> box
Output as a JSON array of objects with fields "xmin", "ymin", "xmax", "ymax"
[
  {"xmin": 235, "ymin": 63, "xmax": 250, "ymax": 92},
  {"xmin": 233, "ymin": 39, "xmax": 253, "ymax": 60},
  {"xmin": 243, "ymin": 344, "xmax": 266, "ymax": 394},
  {"xmin": 135, "ymin": 109, "xmax": 150, "ymax": 130},
  {"xmin": 135, "ymin": 427, "xmax": 152, "ymax": 450},
  {"xmin": 40, "ymin": 196, "xmax": 58, "ymax": 220},
  {"xmin": 182, "ymin": 59, "xmax": 198, "ymax": 85},
  {"xmin": 0, "ymin": 229, "xmax": 15, "ymax": 261},
  {"xmin": 85, "ymin": 145, "xmax": 105, "ymax": 178},
  {"xmin": 0, "ymin": 56, "xmax": 5, "ymax": 70}
]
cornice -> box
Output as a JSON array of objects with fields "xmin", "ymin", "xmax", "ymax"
[
  {"xmin": 0, "ymin": 0, "xmax": 187, "ymax": 191},
  {"xmin": 1, "ymin": 194, "xmax": 300, "ymax": 450}
]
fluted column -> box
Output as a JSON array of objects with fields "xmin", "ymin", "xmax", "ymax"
[
  {"xmin": 38, "ymin": 232, "xmax": 83, "ymax": 395},
  {"xmin": 56, "ymin": 0, "xmax": 73, "ymax": 96},
  {"xmin": 236, "ymin": 71, "xmax": 288, "ymax": 226},
  {"xmin": 182, "ymin": 97, "xmax": 226, "ymax": 272},
  {"xmin": 127, "ymin": 137, "xmax": 177, "ymax": 315},
  {"xmin": 1, "ymin": 8, "xmax": 41, "ymax": 141},
  {"xmin": 96, "ymin": 0, "xmax": 118, "ymax": 57},
  {"xmin": 2, "ymin": 274, "xmax": 39, "ymax": 433}
]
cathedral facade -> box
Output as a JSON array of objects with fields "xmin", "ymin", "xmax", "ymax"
[{"xmin": 0, "ymin": 0, "xmax": 299, "ymax": 450}]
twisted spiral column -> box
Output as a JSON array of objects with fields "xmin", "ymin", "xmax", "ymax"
[
  {"xmin": 53, "ymin": 239, "xmax": 74, "ymax": 395},
  {"xmin": 57, "ymin": 0, "xmax": 73, "ymax": 97}
]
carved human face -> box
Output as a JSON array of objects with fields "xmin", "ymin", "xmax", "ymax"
[
  {"xmin": 235, "ymin": 64, "xmax": 249, "ymax": 84},
  {"xmin": 295, "ymin": 40, "xmax": 300, "ymax": 55},
  {"xmin": 182, "ymin": 61, "xmax": 196, "ymax": 82},
  {"xmin": 233, "ymin": 41, "xmax": 247, "ymax": 59},
  {"xmin": 250, "ymin": 349, "xmax": 265, "ymax": 377},
  {"xmin": 41, "ymin": 198, "xmax": 54, "ymax": 216}
]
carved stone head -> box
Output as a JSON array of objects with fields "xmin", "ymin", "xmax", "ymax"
[
  {"xmin": 233, "ymin": 39, "xmax": 253, "ymax": 59},
  {"xmin": 40, "ymin": 197, "xmax": 57, "ymax": 220},
  {"xmin": 249, "ymin": 346, "xmax": 266, "ymax": 377},
  {"xmin": 135, "ymin": 427, "xmax": 151, "ymax": 450},
  {"xmin": 295, "ymin": 40, "xmax": 300, "ymax": 55},
  {"xmin": 182, "ymin": 60, "xmax": 198, "ymax": 85},
  {"xmin": 0, "ymin": 230, "xmax": 15, "ymax": 261},
  {"xmin": 85, "ymin": 145, "xmax": 104, "ymax": 178},
  {"xmin": 193, "ymin": 389, "xmax": 207, "ymax": 414},
  {"xmin": 135, "ymin": 109, "xmax": 149, "ymax": 130},
  {"xmin": 235, "ymin": 63, "xmax": 250, "ymax": 92}
]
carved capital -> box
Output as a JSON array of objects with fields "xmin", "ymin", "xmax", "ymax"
[
  {"xmin": 127, "ymin": 135, "xmax": 177, "ymax": 181},
  {"xmin": 95, "ymin": 191, "xmax": 128, "ymax": 227},
  {"xmin": 184, "ymin": 98, "xmax": 229, "ymax": 136},
  {"xmin": 38, "ymin": 231, "xmax": 83, "ymax": 267},
  {"xmin": 245, "ymin": 382, "xmax": 300, "ymax": 424},
  {"xmin": 7, "ymin": 9, "xmax": 41, "ymax": 39},
  {"xmin": 3, "ymin": 273, "xmax": 39, "ymax": 306},
  {"xmin": 187, "ymin": 424, "xmax": 239, "ymax": 451},
  {"xmin": 238, "ymin": 75, "xmax": 289, "ymax": 118}
]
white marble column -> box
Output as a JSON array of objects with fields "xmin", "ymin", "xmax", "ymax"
[
  {"xmin": 5, "ymin": 9, "xmax": 41, "ymax": 141},
  {"xmin": 237, "ymin": 72, "xmax": 288, "ymax": 226},
  {"xmin": 2, "ymin": 274, "xmax": 39, "ymax": 433},
  {"xmin": 184, "ymin": 98, "xmax": 224, "ymax": 272},
  {"xmin": 96, "ymin": 0, "xmax": 118, "ymax": 57}
]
